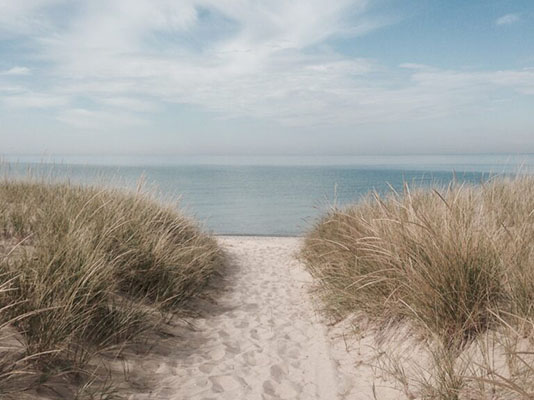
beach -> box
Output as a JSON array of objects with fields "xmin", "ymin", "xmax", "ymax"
[
  {"xmin": 0, "ymin": 180, "xmax": 405, "ymax": 399},
  {"xmin": 3, "ymin": 0, "xmax": 533, "ymax": 397},
  {"xmin": 6, "ymin": 176, "xmax": 534, "ymax": 399},
  {"xmin": 168, "ymin": 236, "xmax": 339, "ymax": 399},
  {"xmin": 96, "ymin": 236, "xmax": 397, "ymax": 400}
]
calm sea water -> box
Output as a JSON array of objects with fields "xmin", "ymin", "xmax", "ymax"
[{"xmin": 2, "ymin": 154, "xmax": 533, "ymax": 236}]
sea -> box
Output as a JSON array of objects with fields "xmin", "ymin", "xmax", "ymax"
[{"xmin": 2, "ymin": 154, "xmax": 533, "ymax": 236}]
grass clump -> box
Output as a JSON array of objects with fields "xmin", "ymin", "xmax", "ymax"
[
  {"xmin": 0, "ymin": 178, "xmax": 222, "ymax": 396},
  {"xmin": 302, "ymin": 175, "xmax": 534, "ymax": 398}
]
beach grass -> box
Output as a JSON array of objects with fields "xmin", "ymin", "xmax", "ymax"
[
  {"xmin": 302, "ymin": 175, "xmax": 534, "ymax": 399},
  {"xmin": 0, "ymin": 177, "xmax": 222, "ymax": 397}
]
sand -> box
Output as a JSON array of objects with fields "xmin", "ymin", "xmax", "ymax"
[
  {"xmin": 15, "ymin": 236, "xmax": 504, "ymax": 399},
  {"xmin": 117, "ymin": 236, "xmax": 404, "ymax": 400},
  {"xmin": 64, "ymin": 236, "xmax": 402, "ymax": 399},
  {"xmin": 134, "ymin": 236, "xmax": 338, "ymax": 399}
]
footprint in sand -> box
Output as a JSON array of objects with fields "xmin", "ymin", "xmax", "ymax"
[{"xmin": 142, "ymin": 237, "xmax": 341, "ymax": 400}]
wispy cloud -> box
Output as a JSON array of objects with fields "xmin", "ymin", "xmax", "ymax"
[
  {"xmin": 0, "ymin": 0, "xmax": 67, "ymax": 36},
  {"xmin": 99, "ymin": 97, "xmax": 160, "ymax": 113},
  {"xmin": 2, "ymin": 91, "xmax": 67, "ymax": 108},
  {"xmin": 0, "ymin": 66, "xmax": 31, "ymax": 76},
  {"xmin": 0, "ymin": 0, "xmax": 533, "ymax": 132},
  {"xmin": 56, "ymin": 108, "xmax": 148, "ymax": 129},
  {"xmin": 0, "ymin": 0, "xmax": 387, "ymax": 126},
  {"xmin": 496, "ymin": 13, "xmax": 520, "ymax": 26}
]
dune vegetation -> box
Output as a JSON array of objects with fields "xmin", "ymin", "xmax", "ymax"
[
  {"xmin": 0, "ymin": 178, "xmax": 222, "ymax": 398},
  {"xmin": 302, "ymin": 175, "xmax": 534, "ymax": 399}
]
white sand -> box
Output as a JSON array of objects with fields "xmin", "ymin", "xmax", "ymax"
[
  {"xmin": 139, "ymin": 236, "xmax": 340, "ymax": 399},
  {"xmin": 34, "ymin": 236, "xmax": 401, "ymax": 400},
  {"xmin": 110, "ymin": 236, "xmax": 406, "ymax": 400},
  {"xmin": 18, "ymin": 236, "xmax": 507, "ymax": 399}
]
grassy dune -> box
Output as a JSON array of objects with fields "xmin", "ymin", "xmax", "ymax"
[
  {"xmin": 302, "ymin": 175, "xmax": 534, "ymax": 399},
  {"xmin": 0, "ymin": 179, "xmax": 222, "ymax": 397}
]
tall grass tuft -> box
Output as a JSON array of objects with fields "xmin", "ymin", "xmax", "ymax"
[
  {"xmin": 302, "ymin": 175, "xmax": 534, "ymax": 398},
  {"xmin": 0, "ymin": 177, "xmax": 222, "ymax": 396}
]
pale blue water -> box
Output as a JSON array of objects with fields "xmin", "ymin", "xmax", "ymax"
[{"xmin": 2, "ymin": 154, "xmax": 533, "ymax": 236}]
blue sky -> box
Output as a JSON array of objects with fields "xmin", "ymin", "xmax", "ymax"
[{"xmin": 0, "ymin": 0, "xmax": 533, "ymax": 155}]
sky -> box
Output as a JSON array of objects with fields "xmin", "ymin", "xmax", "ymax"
[{"xmin": 0, "ymin": 0, "xmax": 533, "ymax": 156}]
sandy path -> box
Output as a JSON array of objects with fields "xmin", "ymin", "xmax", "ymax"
[
  {"xmin": 21, "ymin": 236, "xmax": 403, "ymax": 400},
  {"xmin": 146, "ymin": 236, "xmax": 339, "ymax": 400}
]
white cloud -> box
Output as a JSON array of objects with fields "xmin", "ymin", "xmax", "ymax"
[
  {"xmin": 399, "ymin": 63, "xmax": 432, "ymax": 70},
  {"xmin": 6, "ymin": 0, "xmax": 385, "ymax": 124},
  {"xmin": 0, "ymin": 0, "xmax": 67, "ymax": 35},
  {"xmin": 0, "ymin": 66, "xmax": 31, "ymax": 76},
  {"xmin": 99, "ymin": 97, "xmax": 159, "ymax": 113},
  {"xmin": 496, "ymin": 13, "xmax": 520, "ymax": 26},
  {"xmin": 0, "ymin": 0, "xmax": 533, "ymax": 130},
  {"xmin": 2, "ymin": 92, "xmax": 68, "ymax": 108},
  {"xmin": 56, "ymin": 108, "xmax": 147, "ymax": 128}
]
